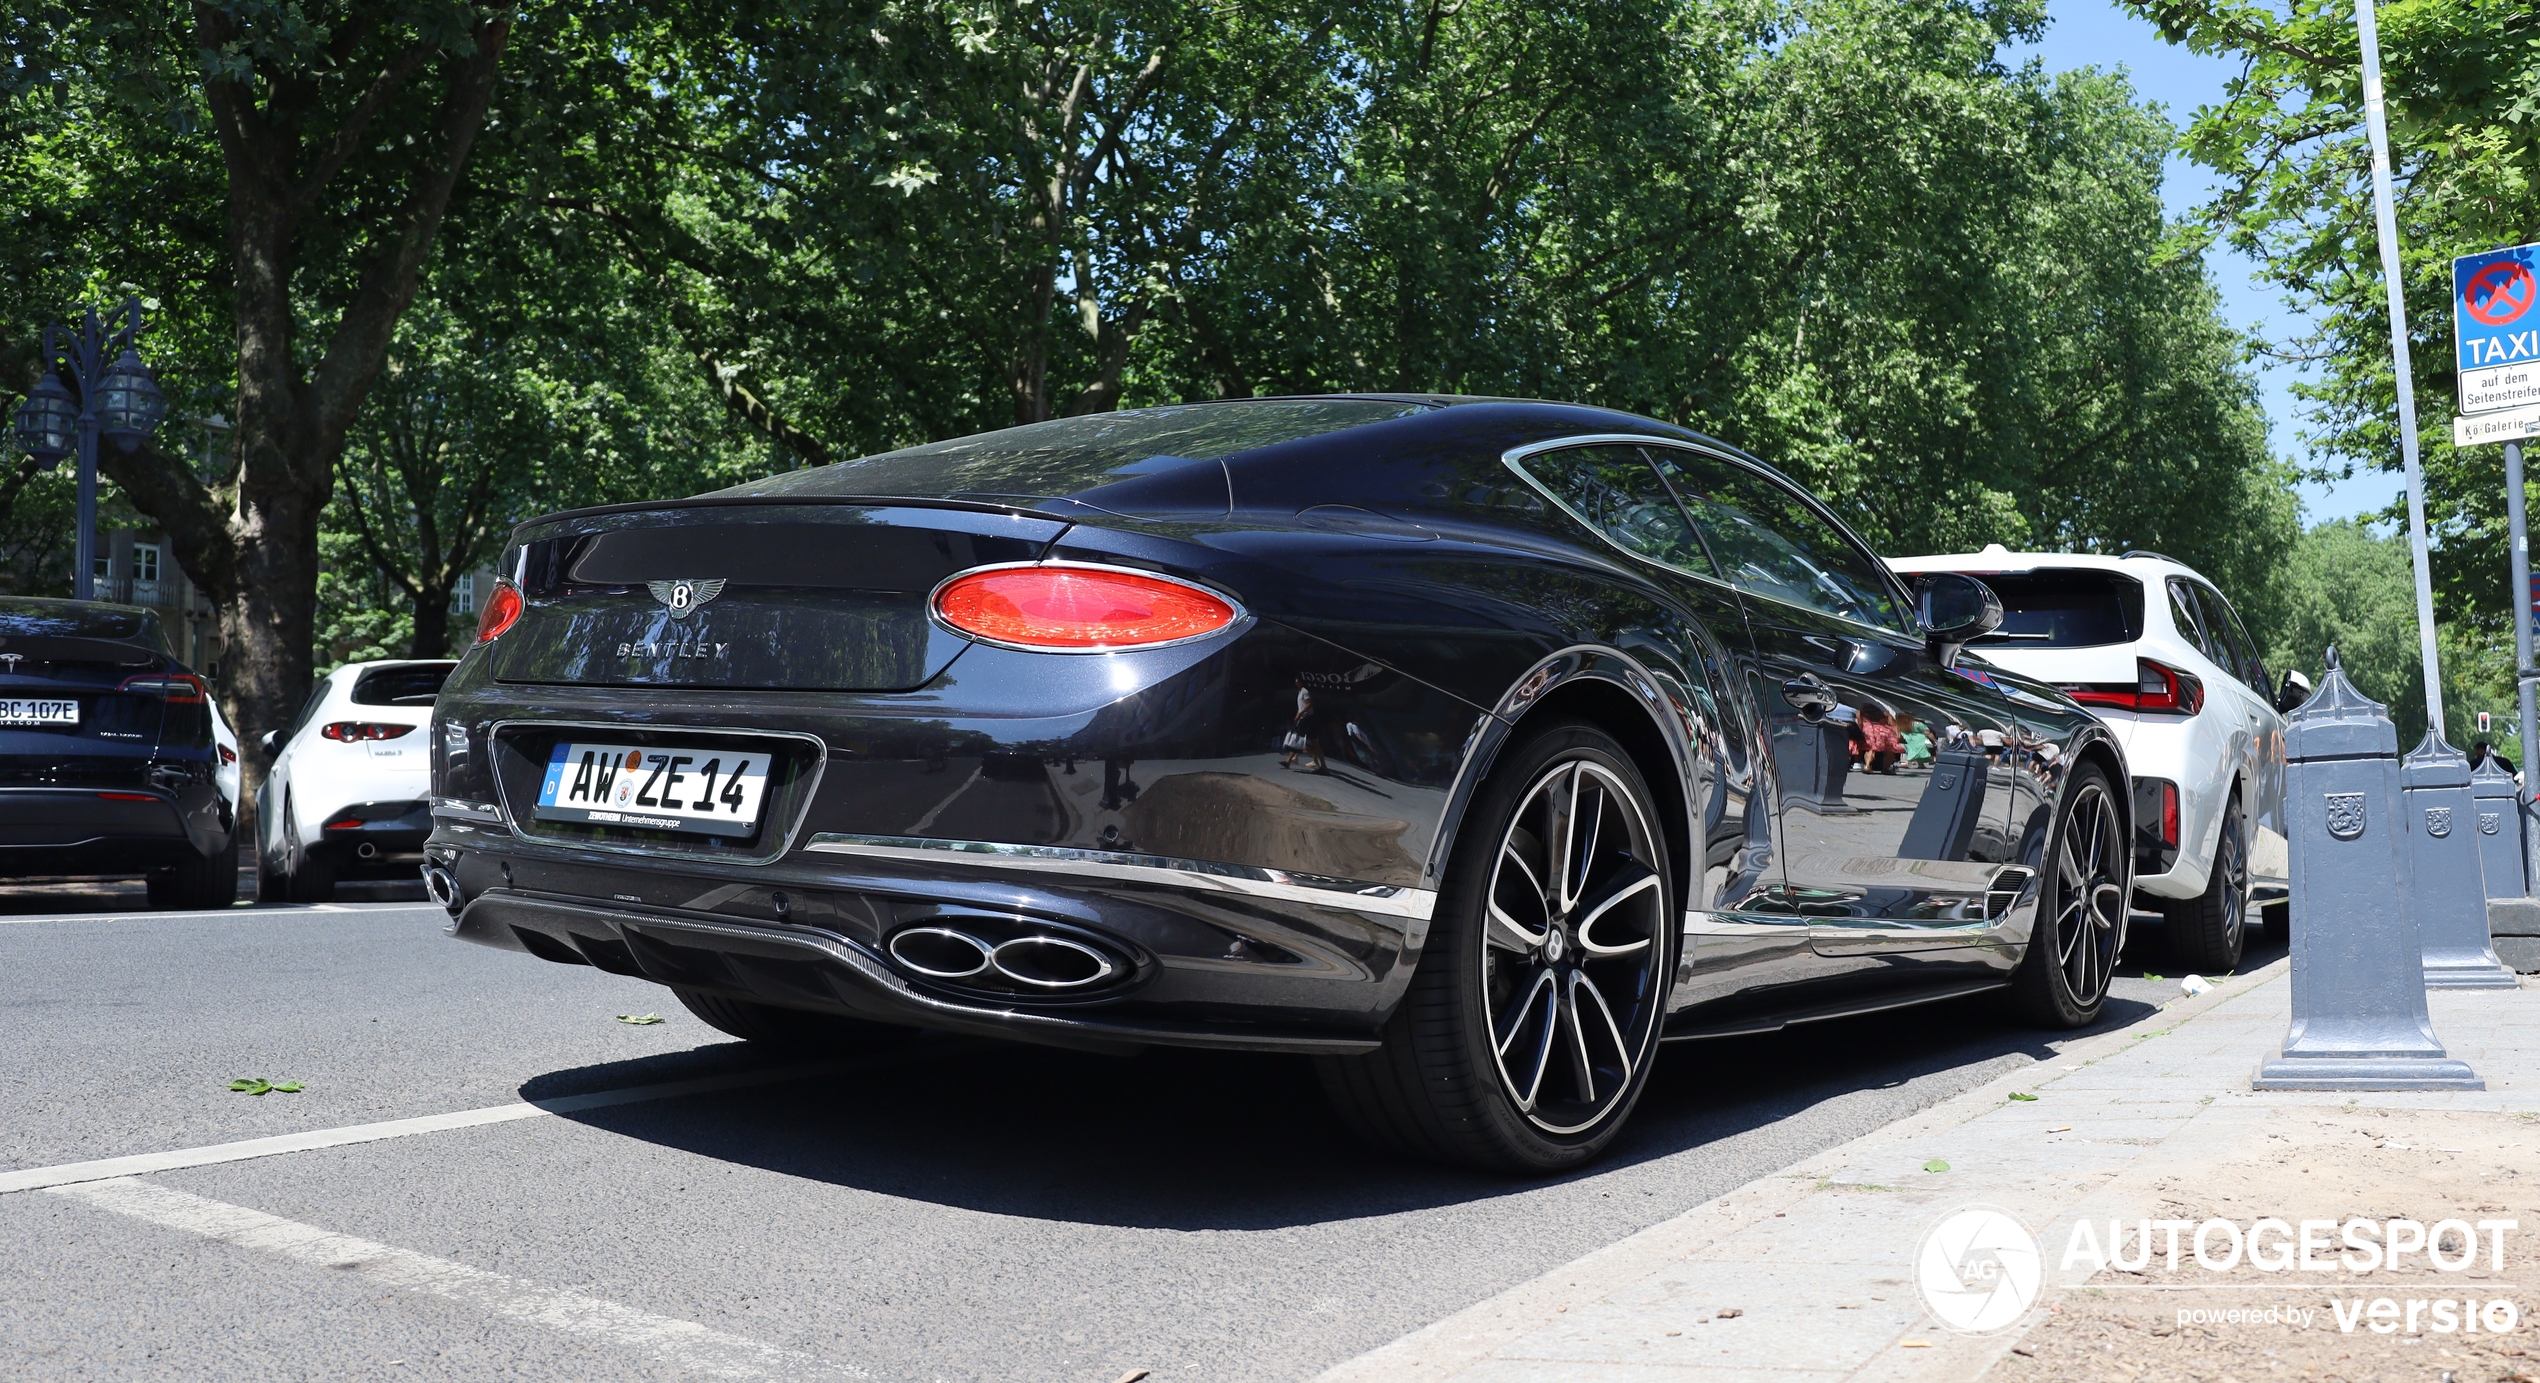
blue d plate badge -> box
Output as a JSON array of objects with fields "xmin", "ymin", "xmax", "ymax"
[{"xmin": 534, "ymin": 741, "xmax": 771, "ymax": 837}]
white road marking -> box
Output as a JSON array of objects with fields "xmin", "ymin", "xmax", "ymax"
[
  {"xmin": 0, "ymin": 902, "xmax": 435, "ymax": 925},
  {"xmin": 0, "ymin": 1053, "xmax": 920, "ymax": 1195},
  {"xmin": 50, "ymin": 1178, "xmax": 856, "ymax": 1380}
]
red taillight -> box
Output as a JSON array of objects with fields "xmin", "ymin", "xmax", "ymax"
[
  {"xmin": 321, "ymin": 722, "xmax": 416, "ymax": 742},
  {"xmin": 932, "ymin": 565, "xmax": 1239, "ymax": 651},
  {"xmin": 2135, "ymin": 659, "xmax": 2203, "ymax": 715},
  {"xmin": 326, "ymin": 819, "xmax": 366, "ymax": 830},
  {"xmin": 118, "ymin": 673, "xmax": 207, "ymax": 703},
  {"xmin": 2059, "ymin": 659, "xmax": 2204, "ymax": 716},
  {"xmin": 475, "ymin": 580, "xmax": 523, "ymax": 643},
  {"xmin": 218, "ymin": 745, "xmax": 237, "ymax": 765},
  {"xmin": 2159, "ymin": 781, "xmax": 2180, "ymax": 846},
  {"xmin": 97, "ymin": 791, "xmax": 158, "ymax": 802}
]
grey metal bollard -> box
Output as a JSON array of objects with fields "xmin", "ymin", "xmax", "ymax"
[
  {"xmin": 2470, "ymin": 752, "xmax": 2527, "ymax": 897},
  {"xmin": 2254, "ymin": 651, "xmax": 2482, "ymax": 1091},
  {"xmin": 2404, "ymin": 732, "xmax": 2520, "ymax": 988}
]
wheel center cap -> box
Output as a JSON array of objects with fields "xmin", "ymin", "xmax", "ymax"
[{"xmin": 1543, "ymin": 926, "xmax": 1567, "ymax": 963}]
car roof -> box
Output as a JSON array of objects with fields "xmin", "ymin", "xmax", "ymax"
[
  {"xmin": 522, "ymin": 395, "xmax": 1766, "ymax": 532},
  {"xmin": 1884, "ymin": 545, "xmax": 2208, "ymax": 582}
]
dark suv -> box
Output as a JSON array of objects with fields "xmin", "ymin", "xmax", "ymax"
[{"xmin": 0, "ymin": 597, "xmax": 238, "ymax": 908}]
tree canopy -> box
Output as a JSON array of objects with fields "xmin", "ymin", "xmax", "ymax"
[{"xmin": 4, "ymin": 0, "xmax": 2301, "ymax": 775}]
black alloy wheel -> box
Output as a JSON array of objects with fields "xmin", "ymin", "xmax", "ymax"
[
  {"xmin": 2164, "ymin": 794, "xmax": 2248, "ymax": 972},
  {"xmin": 1318, "ymin": 720, "xmax": 1676, "ymax": 1172},
  {"xmin": 2010, "ymin": 761, "xmax": 2126, "ymax": 1027}
]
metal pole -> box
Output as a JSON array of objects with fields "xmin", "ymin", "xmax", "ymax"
[
  {"xmin": 73, "ymin": 397, "xmax": 97, "ymax": 602},
  {"xmin": 2357, "ymin": 0, "xmax": 2446, "ymax": 734},
  {"xmin": 2513, "ymin": 440, "xmax": 2539, "ymax": 821}
]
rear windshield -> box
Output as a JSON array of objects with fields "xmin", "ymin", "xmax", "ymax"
[
  {"xmin": 0, "ymin": 600, "xmax": 173, "ymax": 657},
  {"xmin": 351, "ymin": 663, "xmax": 455, "ymax": 706},
  {"xmin": 717, "ymin": 399, "xmax": 1431, "ymax": 503},
  {"xmin": 1960, "ymin": 569, "xmax": 2145, "ymax": 649}
]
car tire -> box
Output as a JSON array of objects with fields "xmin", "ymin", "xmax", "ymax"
[
  {"xmin": 2010, "ymin": 760, "xmax": 2126, "ymax": 1028},
  {"xmin": 148, "ymin": 841, "xmax": 240, "ymax": 910},
  {"xmin": 1314, "ymin": 719, "xmax": 1677, "ymax": 1174},
  {"xmin": 2164, "ymin": 793, "xmax": 2249, "ymax": 973},
  {"xmin": 263, "ymin": 791, "xmax": 338, "ymax": 903},
  {"xmin": 670, "ymin": 987, "xmax": 911, "ymax": 1050}
]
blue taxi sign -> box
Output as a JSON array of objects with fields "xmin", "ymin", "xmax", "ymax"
[
  {"xmin": 2458, "ymin": 243, "xmax": 2540, "ymax": 373},
  {"xmin": 2456, "ymin": 242, "xmax": 2540, "ymax": 444}
]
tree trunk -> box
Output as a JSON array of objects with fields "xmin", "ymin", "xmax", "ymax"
[{"xmin": 411, "ymin": 581, "xmax": 454, "ymax": 660}]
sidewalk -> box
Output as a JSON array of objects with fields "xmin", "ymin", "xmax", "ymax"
[{"xmin": 1318, "ymin": 963, "xmax": 2540, "ymax": 1383}]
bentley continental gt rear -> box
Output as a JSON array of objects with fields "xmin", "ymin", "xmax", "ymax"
[{"xmin": 429, "ymin": 397, "xmax": 2126, "ymax": 1172}]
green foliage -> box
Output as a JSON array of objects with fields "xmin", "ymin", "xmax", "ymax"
[{"xmin": 2127, "ymin": 0, "xmax": 2540, "ymax": 724}]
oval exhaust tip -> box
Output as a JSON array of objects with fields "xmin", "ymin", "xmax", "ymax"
[
  {"xmin": 422, "ymin": 864, "xmax": 458, "ymax": 909},
  {"xmin": 990, "ymin": 935, "xmax": 1118, "ymax": 989},
  {"xmin": 888, "ymin": 927, "xmax": 994, "ymax": 980}
]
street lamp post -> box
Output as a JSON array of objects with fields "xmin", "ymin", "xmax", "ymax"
[{"xmin": 11, "ymin": 299, "xmax": 168, "ymax": 602}]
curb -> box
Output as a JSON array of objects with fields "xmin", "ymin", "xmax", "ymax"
[{"xmin": 1315, "ymin": 959, "xmax": 2294, "ymax": 1383}]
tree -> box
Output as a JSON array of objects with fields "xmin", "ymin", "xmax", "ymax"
[
  {"xmin": 2123, "ymin": 0, "xmax": 2540, "ymax": 727},
  {"xmin": 5, "ymin": 3, "xmax": 510, "ymax": 798}
]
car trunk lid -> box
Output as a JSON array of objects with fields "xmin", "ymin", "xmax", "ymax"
[
  {"xmin": 492, "ymin": 503, "xmax": 1066, "ymax": 692},
  {"xmin": 0, "ymin": 635, "xmax": 171, "ymax": 788}
]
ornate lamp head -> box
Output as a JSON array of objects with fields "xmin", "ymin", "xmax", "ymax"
[
  {"xmin": 12, "ymin": 372, "xmax": 77, "ymax": 467},
  {"xmin": 94, "ymin": 347, "xmax": 166, "ymax": 453}
]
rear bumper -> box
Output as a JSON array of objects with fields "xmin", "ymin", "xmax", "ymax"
[
  {"xmin": 0, "ymin": 787, "xmax": 227, "ymax": 877},
  {"xmin": 310, "ymin": 800, "xmax": 432, "ymax": 874},
  {"xmin": 452, "ymin": 887, "xmax": 1388, "ymax": 1055},
  {"xmin": 430, "ymin": 817, "xmax": 1438, "ymax": 1054}
]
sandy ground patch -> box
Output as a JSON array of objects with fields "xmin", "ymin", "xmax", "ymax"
[{"xmin": 1989, "ymin": 1108, "xmax": 2540, "ymax": 1383}]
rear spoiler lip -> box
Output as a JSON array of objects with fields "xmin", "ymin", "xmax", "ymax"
[{"xmin": 509, "ymin": 492, "xmax": 1079, "ymax": 542}]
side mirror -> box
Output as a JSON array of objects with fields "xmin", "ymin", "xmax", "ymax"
[
  {"xmin": 1916, "ymin": 572, "xmax": 2003, "ymax": 671},
  {"xmin": 2275, "ymin": 669, "xmax": 2312, "ymax": 715},
  {"xmin": 259, "ymin": 729, "xmax": 281, "ymax": 755}
]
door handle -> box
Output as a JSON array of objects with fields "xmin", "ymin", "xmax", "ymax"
[{"xmin": 1782, "ymin": 674, "xmax": 1840, "ymax": 721}]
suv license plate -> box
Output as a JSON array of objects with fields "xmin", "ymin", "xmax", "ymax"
[
  {"xmin": 0, "ymin": 699, "xmax": 79, "ymax": 726},
  {"xmin": 533, "ymin": 742, "xmax": 772, "ymax": 838}
]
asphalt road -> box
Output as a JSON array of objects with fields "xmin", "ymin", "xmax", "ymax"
[{"xmin": 0, "ymin": 879, "xmax": 2258, "ymax": 1383}]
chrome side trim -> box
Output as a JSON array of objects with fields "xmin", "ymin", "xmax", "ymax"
[
  {"xmin": 805, "ymin": 833, "xmax": 1437, "ymax": 921},
  {"xmin": 430, "ymin": 797, "xmax": 505, "ymax": 823}
]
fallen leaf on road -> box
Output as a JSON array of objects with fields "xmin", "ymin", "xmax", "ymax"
[
  {"xmin": 616, "ymin": 1014, "xmax": 666, "ymax": 1025},
  {"xmin": 2008, "ymin": 1092, "xmax": 2038, "ymax": 1101},
  {"xmin": 1112, "ymin": 1371, "xmax": 1150, "ymax": 1383},
  {"xmin": 228, "ymin": 1078, "xmax": 269, "ymax": 1095},
  {"xmin": 271, "ymin": 1081, "xmax": 304, "ymax": 1093},
  {"xmin": 1923, "ymin": 1159, "xmax": 1950, "ymax": 1172}
]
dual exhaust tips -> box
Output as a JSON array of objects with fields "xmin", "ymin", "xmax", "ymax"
[{"xmin": 887, "ymin": 925, "xmax": 1121, "ymax": 991}]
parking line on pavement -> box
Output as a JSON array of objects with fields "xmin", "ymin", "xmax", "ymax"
[
  {"xmin": 0, "ymin": 902, "xmax": 434, "ymax": 925},
  {"xmin": 50, "ymin": 1177, "xmax": 850, "ymax": 1380},
  {"xmin": 0, "ymin": 1054, "xmax": 904, "ymax": 1195}
]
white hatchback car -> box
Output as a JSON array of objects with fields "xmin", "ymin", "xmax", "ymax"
[
  {"xmin": 256, "ymin": 659, "xmax": 456, "ymax": 902},
  {"xmin": 1888, "ymin": 548, "xmax": 2303, "ymax": 970}
]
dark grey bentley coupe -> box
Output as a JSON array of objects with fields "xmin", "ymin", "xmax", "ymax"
[{"xmin": 426, "ymin": 397, "xmax": 2130, "ymax": 1172}]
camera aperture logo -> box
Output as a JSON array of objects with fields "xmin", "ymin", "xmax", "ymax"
[{"xmin": 1919, "ymin": 1206, "xmax": 2043, "ymax": 1333}]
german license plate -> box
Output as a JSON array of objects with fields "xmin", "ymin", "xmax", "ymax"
[
  {"xmin": 533, "ymin": 741, "xmax": 772, "ymax": 838},
  {"xmin": 0, "ymin": 699, "xmax": 79, "ymax": 726}
]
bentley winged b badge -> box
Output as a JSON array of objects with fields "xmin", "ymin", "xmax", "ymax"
[{"xmin": 647, "ymin": 579, "xmax": 726, "ymax": 620}]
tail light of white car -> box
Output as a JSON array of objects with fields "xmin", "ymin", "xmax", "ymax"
[
  {"xmin": 2059, "ymin": 659, "xmax": 2205, "ymax": 716},
  {"xmin": 320, "ymin": 722, "xmax": 417, "ymax": 743}
]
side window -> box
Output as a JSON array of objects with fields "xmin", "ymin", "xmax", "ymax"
[
  {"xmin": 289, "ymin": 676, "xmax": 334, "ymax": 741},
  {"xmin": 1515, "ymin": 445, "xmax": 1716, "ymax": 578},
  {"xmin": 1650, "ymin": 450, "xmax": 1907, "ymax": 632},
  {"xmin": 2166, "ymin": 579, "xmax": 2215, "ymax": 661},
  {"xmin": 2198, "ymin": 582, "xmax": 2268, "ymax": 691}
]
